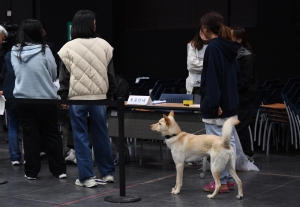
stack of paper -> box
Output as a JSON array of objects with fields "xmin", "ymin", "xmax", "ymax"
[
  {"xmin": 0, "ymin": 96, "xmax": 6, "ymax": 115},
  {"xmin": 152, "ymin": 100, "xmax": 166, "ymax": 104}
]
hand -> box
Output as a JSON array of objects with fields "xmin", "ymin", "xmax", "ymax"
[
  {"xmin": 218, "ymin": 107, "xmax": 223, "ymax": 116},
  {"xmin": 61, "ymin": 104, "xmax": 68, "ymax": 109}
]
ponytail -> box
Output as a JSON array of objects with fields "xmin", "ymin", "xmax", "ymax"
[
  {"xmin": 200, "ymin": 12, "xmax": 232, "ymax": 41},
  {"xmin": 218, "ymin": 24, "xmax": 232, "ymax": 41}
]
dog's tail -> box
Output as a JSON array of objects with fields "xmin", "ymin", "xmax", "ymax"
[{"xmin": 222, "ymin": 117, "xmax": 240, "ymax": 149}]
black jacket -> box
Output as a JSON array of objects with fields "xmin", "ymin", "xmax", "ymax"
[
  {"xmin": 57, "ymin": 58, "xmax": 117, "ymax": 101},
  {"xmin": 0, "ymin": 51, "xmax": 17, "ymax": 109},
  {"xmin": 237, "ymin": 51, "xmax": 258, "ymax": 105},
  {"xmin": 200, "ymin": 38, "xmax": 241, "ymax": 118}
]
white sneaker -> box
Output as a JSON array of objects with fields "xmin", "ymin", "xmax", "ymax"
[
  {"xmin": 40, "ymin": 152, "xmax": 46, "ymax": 157},
  {"xmin": 103, "ymin": 175, "xmax": 114, "ymax": 183},
  {"xmin": 75, "ymin": 178, "xmax": 97, "ymax": 188},
  {"xmin": 58, "ymin": 173, "xmax": 67, "ymax": 179},
  {"xmin": 12, "ymin": 161, "xmax": 20, "ymax": 166},
  {"xmin": 65, "ymin": 149, "xmax": 76, "ymax": 163},
  {"xmin": 94, "ymin": 178, "xmax": 107, "ymax": 185},
  {"xmin": 187, "ymin": 162, "xmax": 194, "ymax": 166},
  {"xmin": 24, "ymin": 175, "xmax": 36, "ymax": 180},
  {"xmin": 73, "ymin": 158, "xmax": 77, "ymax": 164}
]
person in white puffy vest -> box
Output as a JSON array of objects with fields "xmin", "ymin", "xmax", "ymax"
[{"xmin": 58, "ymin": 10, "xmax": 117, "ymax": 188}]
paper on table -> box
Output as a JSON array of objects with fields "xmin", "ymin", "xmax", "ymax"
[
  {"xmin": 152, "ymin": 100, "xmax": 166, "ymax": 104},
  {"xmin": 0, "ymin": 95, "xmax": 6, "ymax": 115}
]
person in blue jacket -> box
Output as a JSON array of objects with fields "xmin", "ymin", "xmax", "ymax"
[
  {"xmin": 10, "ymin": 19, "xmax": 66, "ymax": 180},
  {"xmin": 199, "ymin": 11, "xmax": 241, "ymax": 193}
]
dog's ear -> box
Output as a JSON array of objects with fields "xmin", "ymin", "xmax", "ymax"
[
  {"xmin": 163, "ymin": 114, "xmax": 171, "ymax": 126},
  {"xmin": 169, "ymin": 110, "xmax": 174, "ymax": 117}
]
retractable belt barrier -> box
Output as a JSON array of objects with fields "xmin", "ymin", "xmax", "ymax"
[{"xmin": 5, "ymin": 97, "xmax": 141, "ymax": 203}]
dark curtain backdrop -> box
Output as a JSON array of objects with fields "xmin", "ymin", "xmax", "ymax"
[{"xmin": 1, "ymin": 0, "xmax": 299, "ymax": 84}]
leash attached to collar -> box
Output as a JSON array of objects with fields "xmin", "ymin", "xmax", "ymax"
[
  {"xmin": 165, "ymin": 127, "xmax": 205, "ymax": 139},
  {"xmin": 193, "ymin": 127, "xmax": 206, "ymax": 135}
]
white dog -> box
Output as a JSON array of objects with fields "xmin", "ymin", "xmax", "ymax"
[{"xmin": 150, "ymin": 110, "xmax": 243, "ymax": 199}]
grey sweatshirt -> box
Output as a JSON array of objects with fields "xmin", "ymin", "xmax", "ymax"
[{"xmin": 11, "ymin": 44, "xmax": 58, "ymax": 99}]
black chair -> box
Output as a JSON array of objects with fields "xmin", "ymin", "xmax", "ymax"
[
  {"xmin": 282, "ymin": 83, "xmax": 300, "ymax": 147},
  {"xmin": 252, "ymin": 89, "xmax": 267, "ymax": 142},
  {"xmin": 128, "ymin": 87, "xmax": 141, "ymax": 95},
  {"xmin": 150, "ymin": 80, "xmax": 176, "ymax": 100},
  {"xmin": 139, "ymin": 82, "xmax": 156, "ymax": 96},
  {"xmin": 281, "ymin": 78, "xmax": 300, "ymax": 102},
  {"xmin": 262, "ymin": 83, "xmax": 285, "ymax": 104},
  {"xmin": 136, "ymin": 78, "xmax": 157, "ymax": 87},
  {"xmin": 261, "ymin": 79, "xmax": 281, "ymax": 90}
]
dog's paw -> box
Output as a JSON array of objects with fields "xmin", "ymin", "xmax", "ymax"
[
  {"xmin": 236, "ymin": 195, "xmax": 243, "ymax": 200},
  {"xmin": 171, "ymin": 189, "xmax": 180, "ymax": 194},
  {"xmin": 207, "ymin": 194, "xmax": 214, "ymax": 199}
]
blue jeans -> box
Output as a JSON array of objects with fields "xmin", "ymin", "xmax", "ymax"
[
  {"xmin": 69, "ymin": 105, "xmax": 115, "ymax": 181},
  {"xmin": 6, "ymin": 109, "xmax": 21, "ymax": 161},
  {"xmin": 205, "ymin": 123, "xmax": 237, "ymax": 184}
]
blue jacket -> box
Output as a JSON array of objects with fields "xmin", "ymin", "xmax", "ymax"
[
  {"xmin": 200, "ymin": 38, "xmax": 241, "ymax": 118},
  {"xmin": 1, "ymin": 51, "xmax": 17, "ymax": 109},
  {"xmin": 11, "ymin": 44, "xmax": 58, "ymax": 99}
]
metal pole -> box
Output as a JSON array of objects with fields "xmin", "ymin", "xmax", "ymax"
[
  {"xmin": 104, "ymin": 97, "xmax": 141, "ymax": 203},
  {"xmin": 117, "ymin": 97, "xmax": 125, "ymax": 196}
]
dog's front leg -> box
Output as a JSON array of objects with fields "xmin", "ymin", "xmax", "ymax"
[{"xmin": 171, "ymin": 163, "xmax": 184, "ymax": 194}]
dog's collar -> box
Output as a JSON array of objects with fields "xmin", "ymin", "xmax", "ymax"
[{"xmin": 165, "ymin": 134, "xmax": 177, "ymax": 139}]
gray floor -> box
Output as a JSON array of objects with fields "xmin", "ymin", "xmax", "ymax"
[{"xmin": 1, "ymin": 131, "xmax": 300, "ymax": 207}]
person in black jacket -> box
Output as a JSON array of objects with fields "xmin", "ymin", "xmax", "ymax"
[
  {"xmin": 199, "ymin": 11, "xmax": 241, "ymax": 193},
  {"xmin": 0, "ymin": 25, "xmax": 9, "ymax": 185},
  {"xmin": 0, "ymin": 51, "xmax": 22, "ymax": 166},
  {"xmin": 231, "ymin": 27, "xmax": 258, "ymax": 162}
]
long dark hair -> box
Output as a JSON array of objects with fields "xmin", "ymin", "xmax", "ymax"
[
  {"xmin": 189, "ymin": 24, "xmax": 209, "ymax": 50},
  {"xmin": 15, "ymin": 19, "xmax": 45, "ymax": 63},
  {"xmin": 200, "ymin": 11, "xmax": 232, "ymax": 41},
  {"xmin": 231, "ymin": 26, "xmax": 255, "ymax": 55},
  {"xmin": 71, "ymin": 10, "xmax": 97, "ymax": 39}
]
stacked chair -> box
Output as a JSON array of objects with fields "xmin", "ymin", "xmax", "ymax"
[{"xmin": 254, "ymin": 78, "xmax": 300, "ymax": 154}]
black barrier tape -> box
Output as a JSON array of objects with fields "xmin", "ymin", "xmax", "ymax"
[
  {"xmin": 5, "ymin": 98, "xmax": 118, "ymax": 106},
  {"xmin": 5, "ymin": 97, "xmax": 129, "ymax": 199}
]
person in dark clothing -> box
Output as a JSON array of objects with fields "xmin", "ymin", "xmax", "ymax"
[
  {"xmin": 231, "ymin": 27, "xmax": 258, "ymax": 162},
  {"xmin": 0, "ymin": 51, "xmax": 22, "ymax": 166},
  {"xmin": 0, "ymin": 25, "xmax": 8, "ymax": 185},
  {"xmin": 199, "ymin": 11, "xmax": 242, "ymax": 193}
]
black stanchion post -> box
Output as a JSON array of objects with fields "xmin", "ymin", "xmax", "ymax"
[
  {"xmin": 104, "ymin": 97, "xmax": 141, "ymax": 203},
  {"xmin": 118, "ymin": 97, "xmax": 125, "ymax": 196}
]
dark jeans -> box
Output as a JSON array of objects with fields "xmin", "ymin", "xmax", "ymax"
[
  {"xmin": 6, "ymin": 109, "xmax": 21, "ymax": 161},
  {"xmin": 69, "ymin": 105, "xmax": 115, "ymax": 181},
  {"xmin": 17, "ymin": 103, "xmax": 66, "ymax": 178},
  {"xmin": 236, "ymin": 102, "xmax": 254, "ymax": 157}
]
